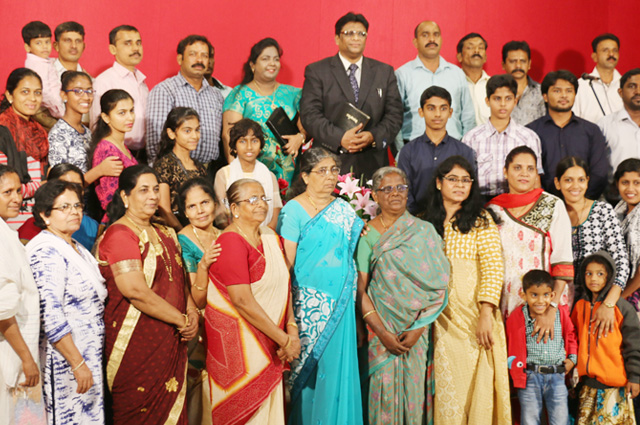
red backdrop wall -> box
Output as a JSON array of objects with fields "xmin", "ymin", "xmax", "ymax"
[{"xmin": 1, "ymin": 0, "xmax": 637, "ymax": 92}]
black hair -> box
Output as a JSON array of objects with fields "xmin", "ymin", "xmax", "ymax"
[
  {"xmin": 581, "ymin": 255, "xmax": 613, "ymax": 285},
  {"xmin": 456, "ymin": 32, "xmax": 487, "ymax": 54},
  {"xmin": 420, "ymin": 86, "xmax": 452, "ymax": 108},
  {"xmin": 177, "ymin": 177, "xmax": 217, "ymax": 217},
  {"xmin": 522, "ymin": 269, "xmax": 554, "ymax": 292},
  {"xmin": 335, "ymin": 12, "xmax": 369, "ymax": 35},
  {"xmin": 54, "ymin": 21, "xmax": 85, "ymax": 41},
  {"xmin": 614, "ymin": 158, "xmax": 640, "ymax": 183},
  {"xmin": 47, "ymin": 163, "xmax": 85, "ymax": 185},
  {"xmin": 555, "ymin": 156, "xmax": 590, "ymax": 183},
  {"xmin": 419, "ymin": 155, "xmax": 499, "ymax": 237},
  {"xmin": 241, "ymin": 38, "xmax": 283, "ymax": 85},
  {"xmin": 287, "ymin": 147, "xmax": 340, "ymax": 200},
  {"xmin": 0, "ymin": 164, "xmax": 19, "ymax": 181},
  {"xmin": 32, "ymin": 180, "xmax": 84, "ymax": 229},
  {"xmin": 60, "ymin": 71, "xmax": 92, "ymax": 90},
  {"xmin": 88, "ymin": 89, "xmax": 134, "ymax": 167},
  {"xmin": 108, "ymin": 25, "xmax": 139, "ymax": 45},
  {"xmin": 156, "ymin": 107, "xmax": 201, "ymax": 160},
  {"xmin": 177, "ymin": 34, "xmax": 212, "ymax": 56},
  {"xmin": 106, "ymin": 165, "xmax": 158, "ymax": 226},
  {"xmin": 620, "ymin": 68, "xmax": 640, "ymax": 89},
  {"xmin": 501, "ymin": 40, "xmax": 531, "ymax": 62},
  {"xmin": 0, "ymin": 68, "xmax": 42, "ymax": 113},
  {"xmin": 486, "ymin": 74, "xmax": 517, "ymax": 98},
  {"xmin": 591, "ymin": 33, "xmax": 620, "ymax": 53},
  {"xmin": 540, "ymin": 70, "xmax": 579, "ymax": 96},
  {"xmin": 228, "ymin": 118, "xmax": 265, "ymax": 157},
  {"xmin": 22, "ymin": 21, "xmax": 51, "ymax": 44},
  {"xmin": 505, "ymin": 145, "xmax": 537, "ymax": 170}
]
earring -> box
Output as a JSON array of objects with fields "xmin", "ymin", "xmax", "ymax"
[
  {"xmin": 436, "ymin": 186, "xmax": 441, "ymax": 191},
  {"xmin": 234, "ymin": 214, "xmax": 239, "ymax": 218},
  {"xmin": 45, "ymin": 220, "xmax": 50, "ymax": 225},
  {"xmin": 124, "ymin": 203, "xmax": 129, "ymax": 209}
]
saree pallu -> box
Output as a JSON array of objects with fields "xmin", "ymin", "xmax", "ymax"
[
  {"xmin": 288, "ymin": 198, "xmax": 365, "ymax": 425},
  {"xmin": 98, "ymin": 224, "xmax": 188, "ymax": 425},
  {"xmin": 205, "ymin": 228, "xmax": 290, "ymax": 425},
  {"xmin": 364, "ymin": 212, "xmax": 449, "ymax": 425},
  {"xmin": 578, "ymin": 385, "xmax": 636, "ymax": 425}
]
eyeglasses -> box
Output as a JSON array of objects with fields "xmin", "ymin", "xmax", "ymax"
[
  {"xmin": 442, "ymin": 176, "xmax": 474, "ymax": 185},
  {"xmin": 341, "ymin": 30, "xmax": 367, "ymax": 38},
  {"xmin": 310, "ymin": 166, "xmax": 340, "ymax": 176},
  {"xmin": 376, "ymin": 184, "xmax": 409, "ymax": 194},
  {"xmin": 64, "ymin": 88, "xmax": 96, "ymax": 96},
  {"xmin": 237, "ymin": 196, "xmax": 271, "ymax": 205},
  {"xmin": 51, "ymin": 202, "xmax": 84, "ymax": 214}
]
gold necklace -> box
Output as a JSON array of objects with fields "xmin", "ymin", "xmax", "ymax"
[
  {"xmin": 192, "ymin": 225, "xmax": 215, "ymax": 250},
  {"xmin": 253, "ymin": 80, "xmax": 278, "ymax": 109},
  {"xmin": 235, "ymin": 223, "xmax": 265, "ymax": 259},
  {"xmin": 379, "ymin": 215, "xmax": 389, "ymax": 232},
  {"xmin": 306, "ymin": 194, "xmax": 319, "ymax": 212},
  {"xmin": 126, "ymin": 215, "xmax": 173, "ymax": 281}
]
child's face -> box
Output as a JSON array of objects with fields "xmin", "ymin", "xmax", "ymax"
[
  {"xmin": 418, "ymin": 96, "xmax": 451, "ymax": 132},
  {"xmin": 235, "ymin": 129, "xmax": 261, "ymax": 163},
  {"xmin": 521, "ymin": 284, "xmax": 555, "ymax": 316},
  {"xmin": 486, "ymin": 87, "xmax": 516, "ymax": 121},
  {"xmin": 584, "ymin": 262, "xmax": 609, "ymax": 296},
  {"xmin": 169, "ymin": 117, "xmax": 200, "ymax": 153},
  {"xmin": 26, "ymin": 37, "xmax": 52, "ymax": 58}
]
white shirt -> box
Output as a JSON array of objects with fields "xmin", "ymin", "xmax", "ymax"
[
  {"xmin": 598, "ymin": 108, "xmax": 640, "ymax": 173},
  {"xmin": 54, "ymin": 58, "xmax": 84, "ymax": 79},
  {"xmin": 338, "ymin": 53, "xmax": 363, "ymax": 86},
  {"xmin": 573, "ymin": 66, "xmax": 623, "ymax": 124},
  {"xmin": 466, "ymin": 70, "xmax": 491, "ymax": 125}
]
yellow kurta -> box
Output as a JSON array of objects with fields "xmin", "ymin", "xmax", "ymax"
[{"xmin": 434, "ymin": 219, "xmax": 512, "ymax": 425}]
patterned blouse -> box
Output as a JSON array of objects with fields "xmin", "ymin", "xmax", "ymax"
[
  {"xmin": 153, "ymin": 152, "xmax": 207, "ymax": 212},
  {"xmin": 572, "ymin": 201, "xmax": 629, "ymax": 289},
  {"xmin": 48, "ymin": 119, "xmax": 92, "ymax": 172}
]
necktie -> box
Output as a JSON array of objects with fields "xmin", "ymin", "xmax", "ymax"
[{"xmin": 349, "ymin": 63, "xmax": 359, "ymax": 103}]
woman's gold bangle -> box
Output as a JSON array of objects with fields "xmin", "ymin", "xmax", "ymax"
[
  {"xmin": 187, "ymin": 307, "xmax": 201, "ymax": 316},
  {"xmin": 192, "ymin": 282, "xmax": 207, "ymax": 291},
  {"xmin": 283, "ymin": 335, "xmax": 292, "ymax": 349},
  {"xmin": 286, "ymin": 321, "xmax": 298, "ymax": 329},
  {"xmin": 362, "ymin": 310, "xmax": 377, "ymax": 320},
  {"xmin": 182, "ymin": 314, "xmax": 189, "ymax": 328}
]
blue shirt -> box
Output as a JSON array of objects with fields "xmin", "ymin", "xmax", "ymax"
[
  {"xmin": 527, "ymin": 113, "xmax": 609, "ymax": 200},
  {"xmin": 395, "ymin": 56, "xmax": 476, "ymax": 141},
  {"xmin": 397, "ymin": 133, "xmax": 477, "ymax": 214}
]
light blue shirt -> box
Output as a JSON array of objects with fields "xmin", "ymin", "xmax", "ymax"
[{"xmin": 395, "ymin": 56, "xmax": 476, "ymax": 141}]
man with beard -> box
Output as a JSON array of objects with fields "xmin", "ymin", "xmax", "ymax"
[
  {"xmin": 502, "ymin": 40, "xmax": 546, "ymax": 125},
  {"xmin": 53, "ymin": 21, "xmax": 87, "ymax": 78},
  {"xmin": 574, "ymin": 33, "xmax": 624, "ymax": 123},
  {"xmin": 146, "ymin": 35, "xmax": 224, "ymax": 165},
  {"xmin": 599, "ymin": 68, "xmax": 640, "ymax": 173},
  {"xmin": 457, "ymin": 32, "xmax": 491, "ymax": 125},
  {"xmin": 91, "ymin": 25, "xmax": 149, "ymax": 156},
  {"xmin": 396, "ymin": 20, "xmax": 475, "ymax": 146},
  {"xmin": 528, "ymin": 70, "xmax": 608, "ymax": 199}
]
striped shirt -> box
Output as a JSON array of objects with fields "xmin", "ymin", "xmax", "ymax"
[
  {"xmin": 523, "ymin": 304, "xmax": 577, "ymax": 366},
  {"xmin": 462, "ymin": 119, "xmax": 543, "ymax": 196},
  {"xmin": 0, "ymin": 153, "xmax": 41, "ymax": 230},
  {"xmin": 146, "ymin": 72, "xmax": 224, "ymax": 165}
]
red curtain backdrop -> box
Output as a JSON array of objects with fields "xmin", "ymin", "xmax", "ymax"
[{"xmin": 1, "ymin": 0, "xmax": 637, "ymax": 93}]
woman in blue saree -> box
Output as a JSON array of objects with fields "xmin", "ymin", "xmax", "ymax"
[{"xmin": 277, "ymin": 148, "xmax": 364, "ymax": 424}]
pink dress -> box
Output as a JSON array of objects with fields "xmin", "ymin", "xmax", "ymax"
[{"xmin": 93, "ymin": 140, "xmax": 138, "ymax": 216}]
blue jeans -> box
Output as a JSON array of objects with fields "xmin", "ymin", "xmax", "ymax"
[{"xmin": 518, "ymin": 370, "xmax": 569, "ymax": 425}]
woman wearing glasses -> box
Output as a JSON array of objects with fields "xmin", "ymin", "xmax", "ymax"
[
  {"xmin": 207, "ymin": 178, "xmax": 298, "ymax": 424},
  {"xmin": 356, "ymin": 166, "xmax": 449, "ymax": 424},
  {"xmin": 48, "ymin": 71, "xmax": 123, "ymax": 188},
  {"xmin": 27, "ymin": 179, "xmax": 107, "ymax": 424},
  {"xmin": 421, "ymin": 155, "xmax": 512, "ymax": 424},
  {"xmin": 278, "ymin": 147, "xmax": 364, "ymax": 425}
]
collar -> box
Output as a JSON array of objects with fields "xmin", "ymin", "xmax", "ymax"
[
  {"xmin": 176, "ymin": 71, "xmax": 210, "ymax": 91},
  {"xmin": 338, "ymin": 53, "xmax": 363, "ymax": 73},
  {"xmin": 522, "ymin": 304, "xmax": 536, "ymax": 325},
  {"xmin": 54, "ymin": 58, "xmax": 83, "ymax": 73},
  {"xmin": 26, "ymin": 52, "xmax": 52, "ymax": 64},
  {"xmin": 590, "ymin": 66, "xmax": 622, "ymax": 82},
  {"xmin": 524, "ymin": 75, "xmax": 539, "ymax": 89},
  {"xmin": 466, "ymin": 69, "xmax": 490, "ymax": 84},
  {"xmin": 112, "ymin": 61, "xmax": 146, "ymax": 82},
  {"xmin": 421, "ymin": 133, "xmax": 451, "ymax": 146},
  {"xmin": 412, "ymin": 55, "xmax": 453, "ymax": 73},
  {"xmin": 487, "ymin": 117, "xmax": 515, "ymax": 136},
  {"xmin": 541, "ymin": 112, "xmax": 579, "ymax": 127}
]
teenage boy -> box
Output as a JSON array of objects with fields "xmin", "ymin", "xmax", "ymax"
[
  {"xmin": 462, "ymin": 74, "xmax": 543, "ymax": 199},
  {"xmin": 506, "ymin": 269, "xmax": 577, "ymax": 425},
  {"xmin": 397, "ymin": 86, "xmax": 476, "ymax": 214}
]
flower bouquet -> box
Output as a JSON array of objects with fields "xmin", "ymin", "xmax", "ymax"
[{"xmin": 336, "ymin": 173, "xmax": 378, "ymax": 220}]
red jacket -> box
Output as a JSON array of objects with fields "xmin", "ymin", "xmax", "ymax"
[{"xmin": 506, "ymin": 304, "xmax": 578, "ymax": 388}]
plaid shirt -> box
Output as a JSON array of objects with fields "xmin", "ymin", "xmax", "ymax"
[
  {"xmin": 524, "ymin": 304, "xmax": 577, "ymax": 366},
  {"xmin": 146, "ymin": 72, "xmax": 224, "ymax": 164},
  {"xmin": 461, "ymin": 119, "xmax": 543, "ymax": 196}
]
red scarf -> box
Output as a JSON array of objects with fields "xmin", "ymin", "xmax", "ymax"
[
  {"xmin": 487, "ymin": 188, "xmax": 544, "ymax": 209},
  {"xmin": 0, "ymin": 107, "xmax": 48, "ymax": 162}
]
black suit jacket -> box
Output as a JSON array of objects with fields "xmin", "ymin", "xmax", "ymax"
[{"xmin": 300, "ymin": 54, "xmax": 403, "ymax": 180}]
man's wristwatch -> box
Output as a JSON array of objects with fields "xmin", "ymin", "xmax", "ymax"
[{"xmin": 549, "ymin": 301, "xmax": 558, "ymax": 309}]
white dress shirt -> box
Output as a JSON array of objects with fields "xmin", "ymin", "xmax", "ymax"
[{"xmin": 573, "ymin": 66, "xmax": 623, "ymax": 124}]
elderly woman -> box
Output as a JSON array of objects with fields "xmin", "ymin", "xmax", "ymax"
[
  {"xmin": 222, "ymin": 38, "xmax": 307, "ymax": 184},
  {"xmin": 277, "ymin": 147, "xmax": 364, "ymax": 425},
  {"xmin": 176, "ymin": 177, "xmax": 221, "ymax": 425},
  {"xmin": 486, "ymin": 146, "xmax": 574, "ymax": 322},
  {"xmin": 421, "ymin": 156, "xmax": 511, "ymax": 424},
  {"xmin": 96, "ymin": 165, "xmax": 198, "ymax": 424},
  {"xmin": 206, "ymin": 178, "xmax": 298, "ymax": 424},
  {"xmin": 27, "ymin": 179, "xmax": 106, "ymax": 424},
  {"xmin": 0, "ymin": 165, "xmax": 44, "ymax": 423},
  {"xmin": 356, "ymin": 166, "xmax": 449, "ymax": 424},
  {"xmin": 0, "ymin": 68, "xmax": 46, "ymax": 229}
]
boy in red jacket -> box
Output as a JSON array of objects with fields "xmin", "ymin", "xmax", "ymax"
[{"xmin": 506, "ymin": 269, "xmax": 577, "ymax": 425}]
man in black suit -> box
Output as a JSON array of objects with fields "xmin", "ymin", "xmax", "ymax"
[{"xmin": 300, "ymin": 12, "xmax": 403, "ymax": 180}]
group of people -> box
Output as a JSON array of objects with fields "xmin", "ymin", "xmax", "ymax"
[{"xmin": 1, "ymin": 9, "xmax": 640, "ymax": 425}]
